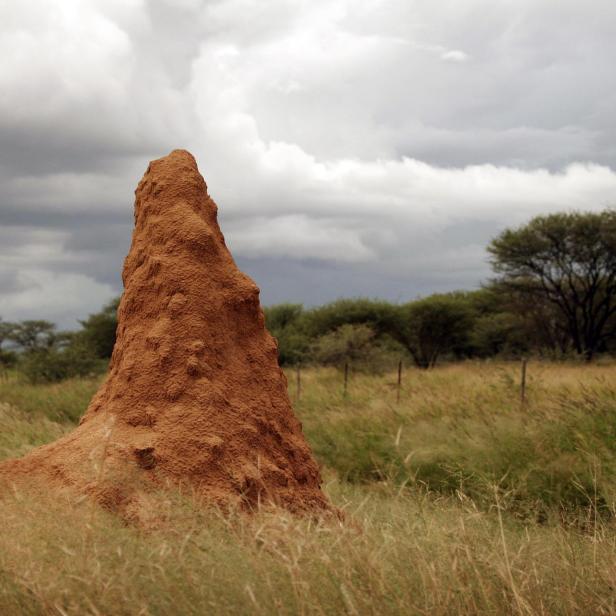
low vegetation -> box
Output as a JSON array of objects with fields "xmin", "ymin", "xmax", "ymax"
[
  {"xmin": 1, "ymin": 361, "xmax": 615, "ymax": 614},
  {"xmin": 2, "ymin": 210, "xmax": 615, "ymax": 384}
]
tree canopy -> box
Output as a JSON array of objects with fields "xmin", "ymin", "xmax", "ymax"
[
  {"xmin": 489, "ymin": 210, "xmax": 616, "ymax": 360},
  {"xmin": 78, "ymin": 297, "xmax": 120, "ymax": 359}
]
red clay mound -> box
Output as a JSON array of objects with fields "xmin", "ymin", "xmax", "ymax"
[{"xmin": 0, "ymin": 150, "xmax": 329, "ymax": 517}]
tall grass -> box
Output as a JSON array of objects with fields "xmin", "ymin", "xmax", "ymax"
[
  {"xmin": 0, "ymin": 483, "xmax": 616, "ymax": 615},
  {"xmin": 1, "ymin": 361, "xmax": 615, "ymax": 614},
  {"xmin": 0, "ymin": 403, "xmax": 70, "ymax": 460},
  {"xmin": 0, "ymin": 371, "xmax": 101, "ymax": 424},
  {"xmin": 294, "ymin": 362, "xmax": 616, "ymax": 519},
  {"xmin": 1, "ymin": 482, "xmax": 616, "ymax": 615}
]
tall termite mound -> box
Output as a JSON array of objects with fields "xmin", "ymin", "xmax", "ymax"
[{"xmin": 0, "ymin": 150, "xmax": 329, "ymax": 516}]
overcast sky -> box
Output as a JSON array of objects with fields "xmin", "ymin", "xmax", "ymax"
[{"xmin": 1, "ymin": 0, "xmax": 616, "ymax": 328}]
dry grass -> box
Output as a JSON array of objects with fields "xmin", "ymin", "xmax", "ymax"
[
  {"xmin": 297, "ymin": 361, "xmax": 616, "ymax": 518},
  {"xmin": 1, "ymin": 360, "xmax": 616, "ymax": 614},
  {"xmin": 1, "ymin": 482, "xmax": 615, "ymax": 615}
]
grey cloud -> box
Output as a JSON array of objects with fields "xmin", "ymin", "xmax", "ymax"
[
  {"xmin": 393, "ymin": 125, "xmax": 598, "ymax": 170},
  {"xmin": 1, "ymin": 0, "xmax": 616, "ymax": 327},
  {"xmin": 0, "ymin": 270, "xmax": 28, "ymax": 296}
]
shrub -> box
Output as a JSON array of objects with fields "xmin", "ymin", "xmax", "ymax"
[
  {"xmin": 18, "ymin": 344, "xmax": 101, "ymax": 384},
  {"xmin": 400, "ymin": 294, "xmax": 474, "ymax": 368},
  {"xmin": 470, "ymin": 312, "xmax": 529, "ymax": 357},
  {"xmin": 301, "ymin": 298, "xmax": 401, "ymax": 339},
  {"xmin": 78, "ymin": 297, "xmax": 120, "ymax": 358},
  {"xmin": 264, "ymin": 303, "xmax": 309, "ymax": 365},
  {"xmin": 309, "ymin": 324, "xmax": 403, "ymax": 372},
  {"xmin": 0, "ymin": 349, "xmax": 17, "ymax": 369}
]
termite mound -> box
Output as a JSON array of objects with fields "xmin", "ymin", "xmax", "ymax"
[{"xmin": 0, "ymin": 150, "xmax": 330, "ymax": 520}]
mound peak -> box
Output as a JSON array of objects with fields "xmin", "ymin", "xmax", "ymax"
[{"xmin": 0, "ymin": 149, "xmax": 329, "ymax": 518}]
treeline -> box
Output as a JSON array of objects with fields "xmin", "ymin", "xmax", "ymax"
[
  {"xmin": 1, "ymin": 209, "xmax": 615, "ymax": 381},
  {"xmin": 0, "ymin": 299, "xmax": 119, "ymax": 383},
  {"xmin": 264, "ymin": 286, "xmax": 616, "ymax": 370},
  {"xmin": 281, "ymin": 209, "xmax": 616, "ymax": 367}
]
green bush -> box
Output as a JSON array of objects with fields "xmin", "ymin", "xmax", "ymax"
[
  {"xmin": 18, "ymin": 343, "xmax": 101, "ymax": 384},
  {"xmin": 309, "ymin": 324, "xmax": 403, "ymax": 372},
  {"xmin": 78, "ymin": 297, "xmax": 120, "ymax": 358},
  {"xmin": 400, "ymin": 294, "xmax": 474, "ymax": 368},
  {"xmin": 301, "ymin": 298, "xmax": 401, "ymax": 339},
  {"xmin": 0, "ymin": 349, "xmax": 17, "ymax": 369},
  {"xmin": 264, "ymin": 303, "xmax": 309, "ymax": 365},
  {"xmin": 470, "ymin": 312, "xmax": 528, "ymax": 357}
]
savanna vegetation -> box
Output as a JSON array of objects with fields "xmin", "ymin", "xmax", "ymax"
[
  {"xmin": 1, "ymin": 361, "xmax": 616, "ymax": 614},
  {"xmin": 0, "ymin": 210, "xmax": 615, "ymax": 613},
  {"xmin": 2, "ymin": 211, "xmax": 615, "ymax": 384}
]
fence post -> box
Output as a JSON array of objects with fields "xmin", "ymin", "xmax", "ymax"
[
  {"xmin": 520, "ymin": 358, "xmax": 528, "ymax": 405},
  {"xmin": 396, "ymin": 359, "xmax": 402, "ymax": 404},
  {"xmin": 296, "ymin": 364, "xmax": 301, "ymax": 401},
  {"xmin": 343, "ymin": 362, "xmax": 349, "ymax": 397}
]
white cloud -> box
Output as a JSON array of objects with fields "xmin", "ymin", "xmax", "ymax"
[
  {"xmin": 226, "ymin": 215, "xmax": 376, "ymax": 262},
  {"xmin": 0, "ymin": 269, "xmax": 115, "ymax": 328},
  {"xmin": 220, "ymin": 151, "xmax": 616, "ymax": 266},
  {"xmin": 0, "ymin": 0, "xmax": 133, "ymax": 118},
  {"xmin": 441, "ymin": 50, "xmax": 469, "ymax": 62},
  {"xmin": 1, "ymin": 0, "xmax": 616, "ymax": 323}
]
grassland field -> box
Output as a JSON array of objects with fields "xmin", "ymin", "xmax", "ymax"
[{"xmin": 1, "ymin": 361, "xmax": 616, "ymax": 615}]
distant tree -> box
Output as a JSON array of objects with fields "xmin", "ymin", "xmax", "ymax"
[
  {"xmin": 78, "ymin": 297, "xmax": 120, "ymax": 358},
  {"xmin": 19, "ymin": 343, "xmax": 99, "ymax": 384},
  {"xmin": 399, "ymin": 294, "xmax": 474, "ymax": 368},
  {"xmin": 0, "ymin": 318, "xmax": 17, "ymax": 368},
  {"xmin": 491, "ymin": 283, "xmax": 574, "ymax": 356},
  {"xmin": 5, "ymin": 319, "xmax": 96, "ymax": 382},
  {"xmin": 301, "ymin": 298, "xmax": 401, "ymax": 339},
  {"xmin": 470, "ymin": 312, "xmax": 527, "ymax": 357},
  {"xmin": 263, "ymin": 303, "xmax": 308, "ymax": 365},
  {"xmin": 489, "ymin": 211, "xmax": 616, "ymax": 360},
  {"xmin": 310, "ymin": 323, "xmax": 376, "ymax": 366},
  {"xmin": 264, "ymin": 303, "xmax": 303, "ymax": 332},
  {"xmin": 7, "ymin": 320, "xmax": 58, "ymax": 351},
  {"xmin": 308, "ymin": 323, "xmax": 405, "ymax": 372},
  {"xmin": 468, "ymin": 285, "xmax": 557, "ymax": 357},
  {"xmin": 0, "ymin": 318, "xmax": 15, "ymax": 347}
]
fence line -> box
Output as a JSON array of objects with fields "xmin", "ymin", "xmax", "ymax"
[
  {"xmin": 286, "ymin": 359, "xmax": 531, "ymax": 406},
  {"xmin": 520, "ymin": 358, "xmax": 528, "ymax": 405}
]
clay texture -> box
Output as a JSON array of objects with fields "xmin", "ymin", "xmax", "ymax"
[{"xmin": 0, "ymin": 150, "xmax": 329, "ymax": 517}]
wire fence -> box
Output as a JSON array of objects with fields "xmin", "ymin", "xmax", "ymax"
[{"xmin": 292, "ymin": 358, "xmax": 530, "ymax": 405}]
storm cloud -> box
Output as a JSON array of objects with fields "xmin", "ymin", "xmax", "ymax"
[{"xmin": 1, "ymin": 0, "xmax": 615, "ymax": 326}]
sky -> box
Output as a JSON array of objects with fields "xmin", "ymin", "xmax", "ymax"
[{"xmin": 1, "ymin": 0, "xmax": 616, "ymax": 328}]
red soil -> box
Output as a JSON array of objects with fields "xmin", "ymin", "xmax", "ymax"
[{"xmin": 0, "ymin": 150, "xmax": 329, "ymax": 518}]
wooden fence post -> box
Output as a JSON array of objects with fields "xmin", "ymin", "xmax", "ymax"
[
  {"xmin": 343, "ymin": 362, "xmax": 349, "ymax": 397},
  {"xmin": 520, "ymin": 358, "xmax": 528, "ymax": 405},
  {"xmin": 396, "ymin": 359, "xmax": 402, "ymax": 403},
  {"xmin": 296, "ymin": 364, "xmax": 301, "ymax": 401}
]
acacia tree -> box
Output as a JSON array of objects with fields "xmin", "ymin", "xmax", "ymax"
[
  {"xmin": 400, "ymin": 294, "xmax": 474, "ymax": 368},
  {"xmin": 263, "ymin": 303, "xmax": 308, "ymax": 365},
  {"xmin": 0, "ymin": 319, "xmax": 14, "ymax": 347},
  {"xmin": 488, "ymin": 211, "xmax": 616, "ymax": 360},
  {"xmin": 0, "ymin": 319, "xmax": 17, "ymax": 367},
  {"xmin": 7, "ymin": 320, "xmax": 58, "ymax": 351},
  {"xmin": 78, "ymin": 297, "xmax": 120, "ymax": 358}
]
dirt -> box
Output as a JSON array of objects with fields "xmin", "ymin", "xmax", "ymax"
[{"xmin": 0, "ymin": 150, "xmax": 330, "ymax": 519}]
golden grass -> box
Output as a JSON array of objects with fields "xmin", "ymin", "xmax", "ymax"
[
  {"xmin": 1, "ymin": 481, "xmax": 615, "ymax": 615},
  {"xmin": 0, "ymin": 360, "xmax": 615, "ymax": 614}
]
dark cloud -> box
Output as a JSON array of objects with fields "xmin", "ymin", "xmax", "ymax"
[{"xmin": 1, "ymin": 0, "xmax": 615, "ymax": 327}]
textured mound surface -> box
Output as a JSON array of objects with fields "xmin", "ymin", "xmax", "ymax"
[{"xmin": 0, "ymin": 150, "xmax": 329, "ymax": 518}]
